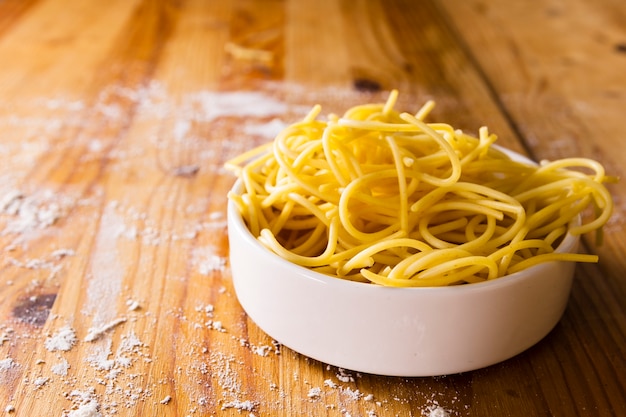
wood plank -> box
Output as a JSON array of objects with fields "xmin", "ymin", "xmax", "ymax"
[
  {"xmin": 0, "ymin": 0, "xmax": 624, "ymax": 416},
  {"xmin": 438, "ymin": 0, "xmax": 626, "ymax": 415}
]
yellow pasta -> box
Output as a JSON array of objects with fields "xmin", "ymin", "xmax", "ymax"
[{"xmin": 226, "ymin": 91, "xmax": 615, "ymax": 287}]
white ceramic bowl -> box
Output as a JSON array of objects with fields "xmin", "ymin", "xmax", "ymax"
[{"xmin": 227, "ymin": 182, "xmax": 579, "ymax": 377}]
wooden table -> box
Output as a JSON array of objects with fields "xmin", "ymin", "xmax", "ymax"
[{"xmin": 1, "ymin": 0, "xmax": 624, "ymax": 416}]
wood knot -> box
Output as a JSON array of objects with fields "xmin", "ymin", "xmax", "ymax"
[
  {"xmin": 12, "ymin": 293, "xmax": 57, "ymax": 327},
  {"xmin": 353, "ymin": 78, "xmax": 382, "ymax": 93},
  {"xmin": 614, "ymin": 43, "xmax": 626, "ymax": 54},
  {"xmin": 171, "ymin": 165, "xmax": 200, "ymax": 178}
]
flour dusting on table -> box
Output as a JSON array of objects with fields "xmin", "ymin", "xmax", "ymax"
[
  {"xmin": 0, "ymin": 83, "xmax": 466, "ymax": 416},
  {"xmin": 45, "ymin": 326, "xmax": 78, "ymax": 352}
]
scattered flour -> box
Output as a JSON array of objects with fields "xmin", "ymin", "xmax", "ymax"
[
  {"xmin": 83, "ymin": 203, "xmax": 125, "ymax": 325},
  {"xmin": 336, "ymin": 368, "xmax": 355, "ymax": 383},
  {"xmin": 342, "ymin": 387, "xmax": 362, "ymax": 402},
  {"xmin": 125, "ymin": 299, "xmax": 141, "ymax": 311},
  {"xmin": 0, "ymin": 189, "xmax": 73, "ymax": 235},
  {"xmin": 243, "ymin": 118, "xmax": 288, "ymax": 139},
  {"xmin": 0, "ymin": 84, "xmax": 466, "ymax": 416},
  {"xmin": 0, "ymin": 357, "xmax": 17, "ymax": 371},
  {"xmin": 33, "ymin": 376, "xmax": 50, "ymax": 389},
  {"xmin": 221, "ymin": 399, "xmax": 257, "ymax": 412},
  {"xmin": 307, "ymin": 387, "xmax": 322, "ymax": 399},
  {"xmin": 65, "ymin": 389, "xmax": 102, "ymax": 417},
  {"xmin": 250, "ymin": 344, "xmax": 273, "ymax": 357},
  {"xmin": 194, "ymin": 245, "xmax": 227, "ymax": 275},
  {"xmin": 51, "ymin": 358, "xmax": 71, "ymax": 376},
  {"xmin": 180, "ymin": 90, "xmax": 289, "ymax": 123},
  {"xmin": 324, "ymin": 379, "xmax": 337, "ymax": 389},
  {"xmin": 427, "ymin": 405, "xmax": 451, "ymax": 417},
  {"xmin": 0, "ymin": 326, "xmax": 13, "ymax": 346},
  {"xmin": 86, "ymin": 343, "xmax": 115, "ymax": 372},
  {"xmin": 84, "ymin": 317, "xmax": 127, "ymax": 342},
  {"xmin": 45, "ymin": 326, "xmax": 78, "ymax": 352},
  {"xmin": 206, "ymin": 320, "xmax": 226, "ymax": 332},
  {"xmin": 196, "ymin": 303, "xmax": 214, "ymax": 316}
]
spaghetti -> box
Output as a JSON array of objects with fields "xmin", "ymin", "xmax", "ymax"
[{"xmin": 226, "ymin": 91, "xmax": 615, "ymax": 286}]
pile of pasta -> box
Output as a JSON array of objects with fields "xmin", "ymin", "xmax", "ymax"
[{"xmin": 226, "ymin": 91, "xmax": 614, "ymax": 287}]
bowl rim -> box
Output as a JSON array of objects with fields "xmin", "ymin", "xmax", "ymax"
[{"xmin": 227, "ymin": 178, "xmax": 581, "ymax": 294}]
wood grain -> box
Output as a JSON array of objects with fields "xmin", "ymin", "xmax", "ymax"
[
  {"xmin": 0, "ymin": 0, "xmax": 624, "ymax": 416},
  {"xmin": 439, "ymin": 2, "xmax": 626, "ymax": 416}
]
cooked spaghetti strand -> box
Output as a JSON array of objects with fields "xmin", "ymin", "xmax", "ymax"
[{"xmin": 226, "ymin": 91, "xmax": 615, "ymax": 286}]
